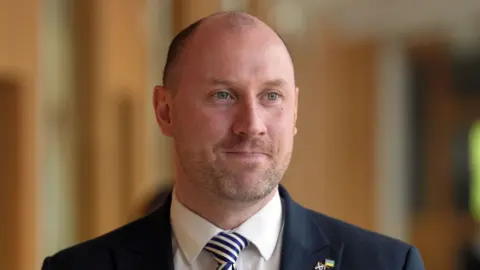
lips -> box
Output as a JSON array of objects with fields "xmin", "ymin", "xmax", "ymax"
[
  {"xmin": 225, "ymin": 151, "xmax": 265, "ymax": 155},
  {"xmin": 223, "ymin": 151, "xmax": 271, "ymax": 158}
]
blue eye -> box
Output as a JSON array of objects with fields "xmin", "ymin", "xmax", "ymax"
[
  {"xmin": 266, "ymin": 92, "xmax": 280, "ymax": 100},
  {"xmin": 213, "ymin": 91, "xmax": 232, "ymax": 100}
]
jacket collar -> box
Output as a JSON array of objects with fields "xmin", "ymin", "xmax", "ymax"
[
  {"xmin": 115, "ymin": 192, "xmax": 175, "ymax": 270},
  {"xmin": 278, "ymin": 185, "xmax": 344, "ymax": 270},
  {"xmin": 116, "ymin": 184, "xmax": 344, "ymax": 270}
]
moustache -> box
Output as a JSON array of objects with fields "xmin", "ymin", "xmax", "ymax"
[{"xmin": 218, "ymin": 136, "xmax": 275, "ymax": 156}]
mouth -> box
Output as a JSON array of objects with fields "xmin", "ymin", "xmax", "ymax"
[
  {"xmin": 225, "ymin": 151, "xmax": 265, "ymax": 155},
  {"xmin": 222, "ymin": 151, "xmax": 270, "ymax": 158}
]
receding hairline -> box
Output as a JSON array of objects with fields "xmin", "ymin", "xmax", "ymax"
[{"xmin": 162, "ymin": 11, "xmax": 292, "ymax": 90}]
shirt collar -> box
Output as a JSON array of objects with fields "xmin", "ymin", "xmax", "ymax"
[
  {"xmin": 170, "ymin": 187, "xmax": 284, "ymax": 264},
  {"xmin": 170, "ymin": 190, "xmax": 222, "ymax": 264},
  {"xmin": 234, "ymin": 188, "xmax": 284, "ymax": 260}
]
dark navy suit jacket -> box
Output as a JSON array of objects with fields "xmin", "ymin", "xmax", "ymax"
[{"xmin": 42, "ymin": 185, "xmax": 425, "ymax": 270}]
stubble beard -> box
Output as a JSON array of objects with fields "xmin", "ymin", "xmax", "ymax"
[{"xmin": 176, "ymin": 146, "xmax": 292, "ymax": 203}]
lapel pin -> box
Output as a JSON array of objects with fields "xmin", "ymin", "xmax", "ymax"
[
  {"xmin": 325, "ymin": 259, "xmax": 335, "ymax": 268},
  {"xmin": 314, "ymin": 259, "xmax": 335, "ymax": 270}
]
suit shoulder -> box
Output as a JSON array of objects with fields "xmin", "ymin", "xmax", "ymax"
[
  {"xmin": 304, "ymin": 209, "xmax": 425, "ymax": 268},
  {"xmin": 306, "ymin": 208, "xmax": 425, "ymax": 269},
  {"xmin": 306, "ymin": 208, "xmax": 414, "ymax": 254},
  {"xmin": 43, "ymin": 214, "xmax": 155, "ymax": 269}
]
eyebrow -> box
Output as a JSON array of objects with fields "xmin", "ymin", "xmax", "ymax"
[
  {"xmin": 263, "ymin": 79, "xmax": 289, "ymax": 88},
  {"xmin": 207, "ymin": 78, "xmax": 289, "ymax": 88}
]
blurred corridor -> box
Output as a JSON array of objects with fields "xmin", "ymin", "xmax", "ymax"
[{"xmin": 2, "ymin": 0, "xmax": 480, "ymax": 269}]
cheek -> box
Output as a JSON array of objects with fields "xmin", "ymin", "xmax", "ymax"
[
  {"xmin": 269, "ymin": 123, "xmax": 294, "ymax": 141},
  {"xmin": 267, "ymin": 107, "xmax": 295, "ymax": 130},
  {"xmin": 266, "ymin": 110, "xmax": 296, "ymax": 145},
  {"xmin": 175, "ymin": 106, "xmax": 230, "ymax": 145},
  {"xmin": 202, "ymin": 111, "xmax": 231, "ymax": 136}
]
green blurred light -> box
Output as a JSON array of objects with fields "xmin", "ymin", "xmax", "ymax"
[{"xmin": 470, "ymin": 121, "xmax": 480, "ymax": 221}]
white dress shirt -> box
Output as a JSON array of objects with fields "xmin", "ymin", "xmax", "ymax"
[{"xmin": 170, "ymin": 188, "xmax": 285, "ymax": 270}]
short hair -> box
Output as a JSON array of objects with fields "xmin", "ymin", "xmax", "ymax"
[
  {"xmin": 162, "ymin": 18, "xmax": 204, "ymax": 89},
  {"xmin": 162, "ymin": 12, "xmax": 293, "ymax": 90}
]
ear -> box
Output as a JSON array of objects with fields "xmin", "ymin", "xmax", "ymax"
[
  {"xmin": 294, "ymin": 86, "xmax": 299, "ymax": 135},
  {"xmin": 153, "ymin": 85, "xmax": 173, "ymax": 137}
]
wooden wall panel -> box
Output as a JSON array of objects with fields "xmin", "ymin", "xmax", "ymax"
[
  {"xmin": 71, "ymin": 0, "xmax": 98, "ymax": 243},
  {"xmin": 286, "ymin": 26, "xmax": 378, "ymax": 230},
  {"xmin": 0, "ymin": 79, "xmax": 21, "ymax": 270},
  {"xmin": 0, "ymin": 1, "xmax": 39, "ymax": 269},
  {"xmin": 71, "ymin": 0, "xmax": 151, "ymax": 238}
]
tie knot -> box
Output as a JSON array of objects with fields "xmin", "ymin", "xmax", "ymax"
[{"xmin": 204, "ymin": 231, "xmax": 249, "ymax": 269}]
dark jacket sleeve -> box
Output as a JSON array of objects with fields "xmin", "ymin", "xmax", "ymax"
[
  {"xmin": 41, "ymin": 257, "xmax": 52, "ymax": 270},
  {"xmin": 403, "ymin": 246, "xmax": 426, "ymax": 270}
]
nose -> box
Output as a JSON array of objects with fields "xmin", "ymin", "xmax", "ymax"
[{"xmin": 232, "ymin": 102, "xmax": 266, "ymax": 137}]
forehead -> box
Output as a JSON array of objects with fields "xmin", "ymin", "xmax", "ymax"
[{"xmin": 180, "ymin": 26, "xmax": 295, "ymax": 87}]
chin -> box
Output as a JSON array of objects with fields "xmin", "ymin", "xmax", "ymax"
[{"xmin": 217, "ymin": 174, "xmax": 279, "ymax": 202}]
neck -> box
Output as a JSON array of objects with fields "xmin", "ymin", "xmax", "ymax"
[{"xmin": 174, "ymin": 182, "xmax": 277, "ymax": 230}]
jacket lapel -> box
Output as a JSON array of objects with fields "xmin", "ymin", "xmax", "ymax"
[
  {"xmin": 279, "ymin": 186, "xmax": 344, "ymax": 270},
  {"xmin": 113, "ymin": 186, "xmax": 344, "ymax": 270},
  {"xmin": 116, "ymin": 193, "xmax": 175, "ymax": 270}
]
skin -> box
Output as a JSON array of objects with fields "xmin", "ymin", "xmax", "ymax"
[{"xmin": 153, "ymin": 12, "xmax": 298, "ymax": 230}]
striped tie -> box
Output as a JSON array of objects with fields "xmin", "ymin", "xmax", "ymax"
[{"xmin": 204, "ymin": 231, "xmax": 249, "ymax": 270}]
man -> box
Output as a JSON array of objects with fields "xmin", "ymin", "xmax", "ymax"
[{"xmin": 42, "ymin": 11, "xmax": 425, "ymax": 270}]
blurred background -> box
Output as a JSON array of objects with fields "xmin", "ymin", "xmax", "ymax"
[{"xmin": 2, "ymin": 0, "xmax": 480, "ymax": 269}]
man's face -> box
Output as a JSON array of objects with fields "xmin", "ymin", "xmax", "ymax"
[{"xmin": 158, "ymin": 25, "xmax": 298, "ymax": 202}]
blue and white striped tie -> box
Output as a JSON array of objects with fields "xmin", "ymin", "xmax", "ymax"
[{"xmin": 204, "ymin": 231, "xmax": 249, "ymax": 270}]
